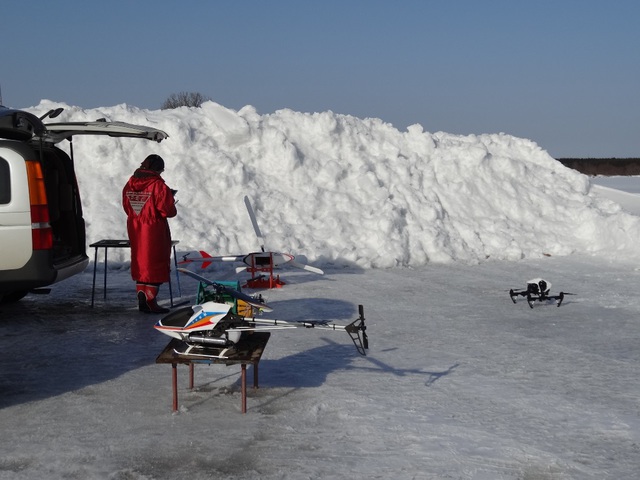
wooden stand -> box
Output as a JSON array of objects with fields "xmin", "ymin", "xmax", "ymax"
[
  {"xmin": 243, "ymin": 252, "xmax": 285, "ymax": 289},
  {"xmin": 155, "ymin": 333, "xmax": 270, "ymax": 413}
]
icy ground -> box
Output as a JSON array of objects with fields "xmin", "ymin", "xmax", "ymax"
[{"xmin": 1, "ymin": 249, "xmax": 639, "ymax": 479}]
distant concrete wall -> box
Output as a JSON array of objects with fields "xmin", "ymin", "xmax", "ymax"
[{"xmin": 557, "ymin": 158, "xmax": 640, "ymax": 176}]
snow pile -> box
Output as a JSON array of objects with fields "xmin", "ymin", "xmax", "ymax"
[{"xmin": 28, "ymin": 99, "xmax": 640, "ymax": 267}]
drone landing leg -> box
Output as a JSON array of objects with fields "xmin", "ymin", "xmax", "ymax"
[
  {"xmin": 527, "ymin": 294, "xmax": 535, "ymax": 309},
  {"xmin": 509, "ymin": 289, "xmax": 518, "ymax": 304}
]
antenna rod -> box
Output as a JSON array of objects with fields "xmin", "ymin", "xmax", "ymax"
[{"xmin": 0, "ymin": 83, "xmax": 3, "ymax": 106}]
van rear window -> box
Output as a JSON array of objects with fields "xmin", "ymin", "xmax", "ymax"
[{"xmin": 0, "ymin": 158, "xmax": 9, "ymax": 204}]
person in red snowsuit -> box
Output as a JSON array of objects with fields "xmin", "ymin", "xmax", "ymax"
[{"xmin": 122, "ymin": 154, "xmax": 177, "ymax": 313}]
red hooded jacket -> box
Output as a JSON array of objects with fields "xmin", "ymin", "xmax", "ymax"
[{"xmin": 122, "ymin": 169, "xmax": 177, "ymax": 283}]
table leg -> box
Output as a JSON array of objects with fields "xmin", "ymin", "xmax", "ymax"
[
  {"xmin": 168, "ymin": 269, "xmax": 174, "ymax": 307},
  {"xmin": 172, "ymin": 363, "xmax": 178, "ymax": 412},
  {"xmin": 91, "ymin": 247, "xmax": 98, "ymax": 307},
  {"xmin": 103, "ymin": 247, "xmax": 108, "ymax": 300},
  {"xmin": 172, "ymin": 244, "xmax": 182, "ymax": 297},
  {"xmin": 241, "ymin": 364, "xmax": 247, "ymax": 413}
]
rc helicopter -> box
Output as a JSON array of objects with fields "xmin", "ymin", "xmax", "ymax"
[
  {"xmin": 509, "ymin": 278, "xmax": 575, "ymax": 308},
  {"xmin": 179, "ymin": 196, "xmax": 324, "ymax": 288},
  {"xmin": 153, "ymin": 268, "xmax": 369, "ymax": 359}
]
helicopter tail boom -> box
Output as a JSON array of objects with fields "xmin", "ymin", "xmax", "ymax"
[{"xmin": 250, "ymin": 304, "xmax": 368, "ymax": 355}]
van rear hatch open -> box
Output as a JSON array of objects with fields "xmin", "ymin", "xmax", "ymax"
[
  {"xmin": 0, "ymin": 108, "xmax": 169, "ymax": 295},
  {"xmin": 38, "ymin": 120, "xmax": 168, "ymax": 144}
]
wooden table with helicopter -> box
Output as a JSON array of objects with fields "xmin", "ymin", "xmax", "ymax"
[
  {"xmin": 153, "ymin": 267, "xmax": 368, "ymax": 415},
  {"xmin": 155, "ymin": 332, "xmax": 271, "ymax": 414}
]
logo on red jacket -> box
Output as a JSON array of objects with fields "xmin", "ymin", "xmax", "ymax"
[{"xmin": 126, "ymin": 191, "xmax": 151, "ymax": 215}]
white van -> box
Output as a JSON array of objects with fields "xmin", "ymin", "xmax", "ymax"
[{"xmin": 0, "ymin": 106, "xmax": 168, "ymax": 303}]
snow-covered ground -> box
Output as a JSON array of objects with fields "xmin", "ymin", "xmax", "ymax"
[{"xmin": 1, "ymin": 101, "xmax": 640, "ymax": 479}]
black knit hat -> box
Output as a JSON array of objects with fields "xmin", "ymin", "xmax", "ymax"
[{"xmin": 141, "ymin": 154, "xmax": 165, "ymax": 172}]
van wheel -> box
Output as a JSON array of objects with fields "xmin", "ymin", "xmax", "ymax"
[{"xmin": 0, "ymin": 290, "xmax": 29, "ymax": 303}]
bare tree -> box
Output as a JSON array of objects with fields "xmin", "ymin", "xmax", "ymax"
[{"xmin": 161, "ymin": 91, "xmax": 212, "ymax": 109}]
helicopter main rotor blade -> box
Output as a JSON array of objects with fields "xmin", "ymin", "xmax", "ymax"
[
  {"xmin": 183, "ymin": 255, "xmax": 244, "ymax": 263},
  {"xmin": 177, "ymin": 268, "xmax": 273, "ymax": 312},
  {"xmin": 290, "ymin": 260, "xmax": 324, "ymax": 275},
  {"xmin": 244, "ymin": 196, "xmax": 265, "ymax": 252}
]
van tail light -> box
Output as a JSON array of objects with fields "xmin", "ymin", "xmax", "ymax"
[{"xmin": 25, "ymin": 160, "xmax": 53, "ymax": 250}]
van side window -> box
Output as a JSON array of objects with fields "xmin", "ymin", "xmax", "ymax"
[{"xmin": 0, "ymin": 158, "xmax": 9, "ymax": 204}]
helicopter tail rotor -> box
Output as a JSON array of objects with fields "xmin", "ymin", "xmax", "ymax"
[{"xmin": 345, "ymin": 304, "xmax": 368, "ymax": 356}]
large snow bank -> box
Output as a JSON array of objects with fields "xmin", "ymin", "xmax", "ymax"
[{"xmin": 27, "ymin": 100, "xmax": 640, "ymax": 268}]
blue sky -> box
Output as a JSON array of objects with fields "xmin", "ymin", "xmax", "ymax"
[{"xmin": 2, "ymin": 0, "xmax": 638, "ymax": 158}]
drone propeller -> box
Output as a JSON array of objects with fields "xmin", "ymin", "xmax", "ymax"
[{"xmin": 177, "ymin": 267, "xmax": 273, "ymax": 312}]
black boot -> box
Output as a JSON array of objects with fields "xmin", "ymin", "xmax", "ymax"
[
  {"xmin": 136, "ymin": 283, "xmax": 151, "ymax": 312},
  {"xmin": 138, "ymin": 283, "xmax": 169, "ymax": 314}
]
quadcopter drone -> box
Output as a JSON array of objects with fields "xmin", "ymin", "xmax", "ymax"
[
  {"xmin": 154, "ymin": 268, "xmax": 368, "ymax": 359},
  {"xmin": 509, "ymin": 278, "xmax": 574, "ymax": 308}
]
